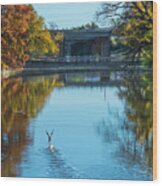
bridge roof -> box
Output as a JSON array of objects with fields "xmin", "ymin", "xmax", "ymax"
[{"xmin": 50, "ymin": 28, "xmax": 112, "ymax": 41}]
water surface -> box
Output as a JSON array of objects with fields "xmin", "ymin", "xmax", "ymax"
[{"xmin": 1, "ymin": 71, "xmax": 153, "ymax": 180}]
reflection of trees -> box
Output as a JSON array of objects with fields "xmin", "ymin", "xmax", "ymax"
[
  {"xmin": 96, "ymin": 72, "xmax": 153, "ymax": 177},
  {"xmin": 118, "ymin": 72, "xmax": 153, "ymax": 168},
  {"xmin": 96, "ymin": 119, "xmax": 120, "ymax": 143},
  {"xmin": 1, "ymin": 76, "xmax": 61, "ymax": 176}
]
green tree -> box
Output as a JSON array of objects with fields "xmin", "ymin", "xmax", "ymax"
[
  {"xmin": 97, "ymin": 2, "xmax": 153, "ymax": 66},
  {"xmin": 72, "ymin": 21, "xmax": 99, "ymax": 31}
]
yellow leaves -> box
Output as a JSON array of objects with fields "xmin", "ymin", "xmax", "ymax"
[
  {"xmin": 1, "ymin": 62, "xmax": 9, "ymax": 70},
  {"xmin": 2, "ymin": 5, "xmax": 35, "ymax": 68},
  {"xmin": 2, "ymin": 5, "xmax": 63, "ymax": 69},
  {"xmin": 146, "ymin": 102, "xmax": 151, "ymax": 110},
  {"xmin": 54, "ymin": 32, "xmax": 64, "ymax": 42},
  {"xmin": 126, "ymin": 23, "xmax": 131, "ymax": 31},
  {"xmin": 148, "ymin": 8, "xmax": 153, "ymax": 18},
  {"xmin": 136, "ymin": 2, "xmax": 145, "ymax": 13}
]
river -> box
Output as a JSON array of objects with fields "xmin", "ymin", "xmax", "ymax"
[{"xmin": 1, "ymin": 71, "xmax": 153, "ymax": 180}]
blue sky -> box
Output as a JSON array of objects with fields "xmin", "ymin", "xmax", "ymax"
[{"xmin": 33, "ymin": 2, "xmax": 102, "ymax": 29}]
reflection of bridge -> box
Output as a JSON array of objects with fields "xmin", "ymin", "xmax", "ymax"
[
  {"xmin": 50, "ymin": 29, "xmax": 111, "ymax": 62},
  {"xmin": 23, "ymin": 60, "xmax": 143, "ymax": 76},
  {"xmin": 55, "ymin": 71, "xmax": 125, "ymax": 88}
]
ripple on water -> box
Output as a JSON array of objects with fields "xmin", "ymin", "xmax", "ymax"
[{"xmin": 43, "ymin": 147, "xmax": 82, "ymax": 179}]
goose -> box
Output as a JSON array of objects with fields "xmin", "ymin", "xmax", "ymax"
[{"xmin": 46, "ymin": 130, "xmax": 55, "ymax": 152}]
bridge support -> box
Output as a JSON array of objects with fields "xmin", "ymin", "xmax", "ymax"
[{"xmin": 102, "ymin": 37, "xmax": 110, "ymax": 57}]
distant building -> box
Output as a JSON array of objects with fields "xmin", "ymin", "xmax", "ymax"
[{"xmin": 50, "ymin": 29, "xmax": 112, "ymax": 62}]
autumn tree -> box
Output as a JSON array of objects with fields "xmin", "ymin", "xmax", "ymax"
[
  {"xmin": 97, "ymin": 2, "xmax": 153, "ymax": 66},
  {"xmin": 1, "ymin": 5, "xmax": 63, "ymax": 69}
]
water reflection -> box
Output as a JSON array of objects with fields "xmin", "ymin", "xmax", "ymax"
[
  {"xmin": 118, "ymin": 73, "xmax": 153, "ymax": 170},
  {"xmin": 96, "ymin": 72, "xmax": 153, "ymax": 178},
  {"xmin": 1, "ymin": 71, "xmax": 153, "ymax": 180},
  {"xmin": 1, "ymin": 76, "xmax": 60, "ymax": 176}
]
